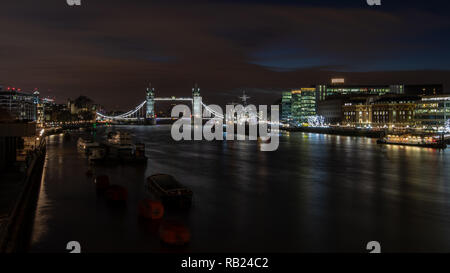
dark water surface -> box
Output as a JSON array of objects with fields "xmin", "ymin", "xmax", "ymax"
[{"xmin": 29, "ymin": 125, "xmax": 450, "ymax": 252}]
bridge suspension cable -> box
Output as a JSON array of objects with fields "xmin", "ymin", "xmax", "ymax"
[
  {"xmin": 96, "ymin": 100, "xmax": 147, "ymax": 120},
  {"xmin": 97, "ymin": 99, "xmax": 228, "ymax": 121},
  {"xmin": 201, "ymin": 102, "xmax": 224, "ymax": 119}
]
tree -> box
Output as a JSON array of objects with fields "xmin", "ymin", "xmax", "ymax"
[
  {"xmin": 56, "ymin": 110, "xmax": 74, "ymax": 122},
  {"xmin": 74, "ymin": 96, "xmax": 93, "ymax": 109},
  {"xmin": 79, "ymin": 110, "xmax": 94, "ymax": 121},
  {"xmin": 307, "ymin": 115, "xmax": 326, "ymax": 127}
]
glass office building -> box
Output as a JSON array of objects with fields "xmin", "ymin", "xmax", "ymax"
[
  {"xmin": 291, "ymin": 88, "xmax": 317, "ymax": 123},
  {"xmin": 0, "ymin": 87, "xmax": 37, "ymax": 121},
  {"xmin": 281, "ymin": 91, "xmax": 292, "ymax": 123},
  {"xmin": 415, "ymin": 95, "xmax": 450, "ymax": 129}
]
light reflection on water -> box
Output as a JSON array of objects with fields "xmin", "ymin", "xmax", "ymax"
[{"xmin": 30, "ymin": 125, "xmax": 450, "ymax": 252}]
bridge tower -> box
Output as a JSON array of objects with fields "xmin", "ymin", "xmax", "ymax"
[
  {"xmin": 192, "ymin": 83, "xmax": 202, "ymax": 119},
  {"xmin": 146, "ymin": 83, "xmax": 155, "ymax": 119}
]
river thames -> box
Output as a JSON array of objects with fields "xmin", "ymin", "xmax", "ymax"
[{"xmin": 29, "ymin": 125, "xmax": 450, "ymax": 252}]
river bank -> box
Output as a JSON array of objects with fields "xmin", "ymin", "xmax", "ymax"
[
  {"xmin": 0, "ymin": 139, "xmax": 46, "ymax": 252},
  {"xmin": 283, "ymin": 126, "xmax": 385, "ymax": 138}
]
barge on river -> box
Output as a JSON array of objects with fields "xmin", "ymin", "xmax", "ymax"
[
  {"xmin": 377, "ymin": 133, "xmax": 447, "ymax": 149},
  {"xmin": 146, "ymin": 174, "xmax": 193, "ymax": 207}
]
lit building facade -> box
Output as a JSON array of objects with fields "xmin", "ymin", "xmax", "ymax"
[
  {"xmin": 317, "ymin": 83, "xmax": 443, "ymax": 100},
  {"xmin": 318, "ymin": 84, "xmax": 395, "ymax": 99},
  {"xmin": 0, "ymin": 86, "xmax": 37, "ymax": 121},
  {"xmin": 34, "ymin": 90, "xmax": 56, "ymax": 124},
  {"xmin": 281, "ymin": 80, "xmax": 444, "ymax": 127},
  {"xmin": 342, "ymin": 97, "xmax": 374, "ymax": 125},
  {"xmin": 415, "ymin": 95, "xmax": 450, "ymax": 129},
  {"xmin": 291, "ymin": 88, "xmax": 317, "ymax": 123},
  {"xmin": 343, "ymin": 95, "xmax": 419, "ymax": 127},
  {"xmin": 371, "ymin": 96, "xmax": 417, "ymax": 127},
  {"xmin": 281, "ymin": 91, "xmax": 292, "ymax": 123}
]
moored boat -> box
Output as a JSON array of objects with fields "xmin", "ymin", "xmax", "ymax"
[
  {"xmin": 146, "ymin": 174, "xmax": 193, "ymax": 206},
  {"xmin": 77, "ymin": 136, "xmax": 100, "ymax": 152},
  {"xmin": 377, "ymin": 134, "xmax": 447, "ymax": 149},
  {"xmin": 88, "ymin": 146, "xmax": 106, "ymax": 162},
  {"xmin": 103, "ymin": 131, "xmax": 135, "ymax": 162},
  {"xmin": 107, "ymin": 131, "xmax": 133, "ymax": 147},
  {"xmin": 101, "ymin": 131, "xmax": 148, "ymax": 164},
  {"xmin": 130, "ymin": 142, "xmax": 148, "ymax": 163}
]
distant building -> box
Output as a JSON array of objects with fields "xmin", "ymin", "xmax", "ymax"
[
  {"xmin": 341, "ymin": 96, "xmax": 376, "ymax": 126},
  {"xmin": 371, "ymin": 95, "xmax": 418, "ymax": 127},
  {"xmin": 316, "ymin": 85, "xmax": 327, "ymax": 101},
  {"xmin": 34, "ymin": 90, "xmax": 56, "ymax": 124},
  {"xmin": 0, "ymin": 86, "xmax": 37, "ymax": 121},
  {"xmin": 404, "ymin": 84, "xmax": 443, "ymax": 96},
  {"xmin": 291, "ymin": 88, "xmax": 317, "ymax": 123},
  {"xmin": 331, "ymin": 78, "xmax": 345, "ymax": 85},
  {"xmin": 67, "ymin": 99, "xmax": 83, "ymax": 114},
  {"xmin": 415, "ymin": 95, "xmax": 450, "ymax": 129},
  {"xmin": 317, "ymin": 95, "xmax": 349, "ymax": 124},
  {"xmin": 342, "ymin": 94, "xmax": 419, "ymax": 127},
  {"xmin": 0, "ymin": 115, "xmax": 38, "ymax": 171},
  {"xmin": 316, "ymin": 84, "xmax": 395, "ymax": 99},
  {"xmin": 279, "ymin": 88, "xmax": 318, "ymax": 124},
  {"xmin": 280, "ymin": 91, "xmax": 292, "ymax": 123},
  {"xmin": 281, "ymin": 79, "xmax": 445, "ymax": 127},
  {"xmin": 389, "ymin": 85, "xmax": 405, "ymax": 94},
  {"xmin": 67, "ymin": 96, "xmax": 99, "ymax": 114},
  {"xmin": 313, "ymin": 78, "xmax": 443, "ymax": 101}
]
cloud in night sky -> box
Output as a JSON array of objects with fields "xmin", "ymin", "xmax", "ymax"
[{"xmin": 1, "ymin": 0, "xmax": 450, "ymax": 109}]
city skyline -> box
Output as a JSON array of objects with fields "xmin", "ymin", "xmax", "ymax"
[
  {"xmin": 2, "ymin": 0, "xmax": 450, "ymax": 258},
  {"xmin": 1, "ymin": 0, "xmax": 450, "ymax": 109}
]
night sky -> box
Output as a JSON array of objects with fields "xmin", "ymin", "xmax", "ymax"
[{"xmin": 1, "ymin": 0, "xmax": 450, "ymax": 110}]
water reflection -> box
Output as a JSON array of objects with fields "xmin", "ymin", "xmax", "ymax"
[{"xmin": 30, "ymin": 125, "xmax": 450, "ymax": 252}]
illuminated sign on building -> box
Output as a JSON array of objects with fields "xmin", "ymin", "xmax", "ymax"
[{"xmin": 331, "ymin": 78, "xmax": 345, "ymax": 84}]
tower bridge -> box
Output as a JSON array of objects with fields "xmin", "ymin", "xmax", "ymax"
[{"xmin": 96, "ymin": 84, "xmax": 223, "ymax": 123}]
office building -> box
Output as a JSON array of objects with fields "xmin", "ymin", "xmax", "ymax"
[
  {"xmin": 415, "ymin": 95, "xmax": 450, "ymax": 129},
  {"xmin": 404, "ymin": 84, "xmax": 443, "ymax": 96},
  {"xmin": 291, "ymin": 88, "xmax": 317, "ymax": 123},
  {"xmin": 0, "ymin": 86, "xmax": 37, "ymax": 121},
  {"xmin": 281, "ymin": 91, "xmax": 292, "ymax": 123},
  {"xmin": 317, "ymin": 95, "xmax": 348, "ymax": 124},
  {"xmin": 342, "ymin": 94, "xmax": 419, "ymax": 128},
  {"xmin": 317, "ymin": 84, "xmax": 395, "ymax": 99}
]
